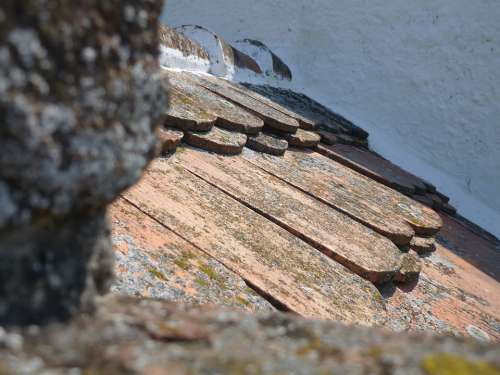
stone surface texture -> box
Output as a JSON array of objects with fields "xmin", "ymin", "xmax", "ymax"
[
  {"xmin": 0, "ymin": 0, "xmax": 166, "ymax": 228},
  {"xmin": 0, "ymin": 296, "xmax": 499, "ymax": 375},
  {"xmin": 0, "ymin": 0, "xmax": 166, "ymax": 324},
  {"xmin": 0, "ymin": 209, "xmax": 113, "ymax": 325}
]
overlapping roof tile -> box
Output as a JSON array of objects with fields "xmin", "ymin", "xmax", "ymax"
[
  {"xmin": 165, "ymin": 70, "xmax": 264, "ymax": 134},
  {"xmin": 108, "ymin": 25, "xmax": 499, "ymax": 340},
  {"xmin": 175, "ymin": 148, "xmax": 410, "ymax": 284},
  {"xmin": 110, "ymin": 198, "xmax": 274, "ymax": 312},
  {"xmin": 123, "ymin": 160, "xmax": 386, "ymax": 324}
]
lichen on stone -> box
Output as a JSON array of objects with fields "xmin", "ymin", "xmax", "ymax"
[{"xmin": 422, "ymin": 353, "xmax": 500, "ymax": 375}]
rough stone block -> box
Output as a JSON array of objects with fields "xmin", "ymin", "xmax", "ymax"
[{"xmin": 0, "ymin": 0, "xmax": 166, "ymax": 324}]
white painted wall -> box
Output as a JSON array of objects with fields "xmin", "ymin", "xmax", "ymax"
[{"xmin": 162, "ymin": 1, "xmax": 500, "ymax": 238}]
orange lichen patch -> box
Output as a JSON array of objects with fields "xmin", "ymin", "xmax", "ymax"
[
  {"xmin": 109, "ymin": 198, "xmax": 274, "ymax": 313},
  {"xmin": 382, "ymin": 213, "xmax": 500, "ymax": 341},
  {"xmin": 175, "ymin": 147, "xmax": 407, "ymax": 284},
  {"xmin": 438, "ymin": 214, "xmax": 500, "ymax": 281},
  {"xmin": 430, "ymin": 297, "xmax": 495, "ymax": 341},
  {"xmin": 123, "ymin": 159, "xmax": 386, "ymax": 324},
  {"xmin": 424, "ymin": 245, "xmax": 500, "ymax": 324}
]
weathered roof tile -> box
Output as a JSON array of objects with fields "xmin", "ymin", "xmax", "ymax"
[
  {"xmin": 176, "ymin": 148, "xmax": 411, "ymax": 284},
  {"xmin": 266, "ymin": 149, "xmax": 443, "ymax": 236},
  {"xmin": 182, "ymin": 71, "xmax": 301, "ymax": 133},
  {"xmin": 410, "ymin": 236, "xmax": 437, "ymax": 254},
  {"xmin": 184, "ymin": 127, "xmax": 247, "ymax": 155},
  {"xmin": 157, "ymin": 127, "xmax": 184, "ymax": 154},
  {"xmin": 317, "ymin": 143, "xmax": 429, "ymax": 195},
  {"xmin": 244, "ymin": 83, "xmax": 369, "ymax": 139},
  {"xmin": 124, "ymin": 159, "xmax": 386, "ymax": 324},
  {"xmin": 165, "ymin": 70, "xmax": 264, "ymax": 134},
  {"xmin": 164, "ymin": 87, "xmax": 217, "ymax": 131},
  {"xmin": 226, "ymin": 80, "xmax": 317, "ymax": 130},
  {"xmin": 394, "ymin": 251, "xmax": 422, "ymax": 283},
  {"xmin": 246, "ymin": 132, "xmax": 289, "ymax": 156},
  {"xmin": 242, "ymin": 148, "xmax": 416, "ymax": 244},
  {"xmin": 110, "ymin": 198, "xmax": 274, "ymax": 313},
  {"xmin": 281, "ymin": 128, "xmax": 321, "ymax": 148}
]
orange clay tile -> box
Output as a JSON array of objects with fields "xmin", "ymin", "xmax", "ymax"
[
  {"xmin": 242, "ymin": 148, "xmax": 415, "ymax": 244},
  {"xmin": 123, "ymin": 159, "xmax": 386, "ymax": 325},
  {"xmin": 109, "ymin": 198, "xmax": 274, "ymax": 313},
  {"xmin": 175, "ymin": 147, "xmax": 407, "ymax": 284}
]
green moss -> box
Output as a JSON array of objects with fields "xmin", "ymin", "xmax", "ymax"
[
  {"xmin": 422, "ymin": 353, "xmax": 500, "ymax": 375},
  {"xmin": 200, "ymin": 264, "xmax": 225, "ymax": 287},
  {"xmin": 236, "ymin": 296, "xmax": 251, "ymax": 307},
  {"xmin": 174, "ymin": 251, "xmax": 195, "ymax": 270},
  {"xmin": 372, "ymin": 290, "xmax": 384, "ymax": 305},
  {"xmin": 199, "ymin": 263, "xmax": 217, "ymax": 279},
  {"xmin": 148, "ymin": 267, "xmax": 167, "ymax": 281},
  {"xmin": 245, "ymin": 286, "xmax": 258, "ymax": 296},
  {"xmin": 195, "ymin": 277, "xmax": 209, "ymax": 287},
  {"xmin": 176, "ymin": 146, "xmax": 187, "ymax": 154},
  {"xmin": 295, "ymin": 337, "xmax": 341, "ymax": 360},
  {"xmin": 365, "ymin": 346, "xmax": 383, "ymax": 360}
]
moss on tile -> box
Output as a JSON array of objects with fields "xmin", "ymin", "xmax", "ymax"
[
  {"xmin": 174, "ymin": 251, "xmax": 195, "ymax": 270},
  {"xmin": 236, "ymin": 296, "xmax": 250, "ymax": 307},
  {"xmin": 422, "ymin": 353, "xmax": 500, "ymax": 375},
  {"xmin": 199, "ymin": 263, "xmax": 225, "ymax": 288},
  {"xmin": 148, "ymin": 267, "xmax": 167, "ymax": 281},
  {"xmin": 194, "ymin": 277, "xmax": 209, "ymax": 288}
]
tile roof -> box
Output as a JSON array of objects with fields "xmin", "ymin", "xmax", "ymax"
[{"xmin": 111, "ymin": 40, "xmax": 499, "ymax": 339}]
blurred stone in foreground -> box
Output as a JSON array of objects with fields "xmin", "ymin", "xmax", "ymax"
[
  {"xmin": 0, "ymin": 0, "xmax": 166, "ymax": 324},
  {"xmin": 0, "ymin": 296, "xmax": 498, "ymax": 374}
]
